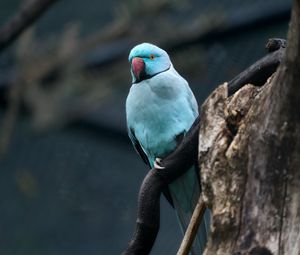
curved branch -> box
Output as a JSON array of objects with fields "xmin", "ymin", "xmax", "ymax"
[{"xmin": 227, "ymin": 38, "xmax": 286, "ymax": 95}]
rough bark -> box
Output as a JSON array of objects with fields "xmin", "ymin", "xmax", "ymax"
[{"xmin": 199, "ymin": 0, "xmax": 300, "ymax": 254}]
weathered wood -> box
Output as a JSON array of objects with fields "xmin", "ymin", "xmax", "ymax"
[{"xmin": 199, "ymin": 0, "xmax": 300, "ymax": 254}]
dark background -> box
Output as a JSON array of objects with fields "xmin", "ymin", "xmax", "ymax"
[{"xmin": 0, "ymin": 0, "xmax": 291, "ymax": 254}]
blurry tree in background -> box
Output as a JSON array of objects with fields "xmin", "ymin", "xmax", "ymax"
[{"xmin": 0, "ymin": 0, "xmax": 292, "ymax": 254}]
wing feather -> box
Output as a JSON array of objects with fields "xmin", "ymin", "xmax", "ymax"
[
  {"xmin": 128, "ymin": 127, "xmax": 174, "ymax": 207},
  {"xmin": 128, "ymin": 127, "xmax": 151, "ymax": 167}
]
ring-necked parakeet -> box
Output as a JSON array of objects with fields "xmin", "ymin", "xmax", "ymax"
[{"xmin": 126, "ymin": 43, "xmax": 210, "ymax": 255}]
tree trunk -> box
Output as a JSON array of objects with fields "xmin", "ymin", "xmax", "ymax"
[{"xmin": 198, "ymin": 0, "xmax": 300, "ymax": 254}]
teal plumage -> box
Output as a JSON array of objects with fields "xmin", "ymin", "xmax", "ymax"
[{"xmin": 126, "ymin": 43, "xmax": 210, "ymax": 254}]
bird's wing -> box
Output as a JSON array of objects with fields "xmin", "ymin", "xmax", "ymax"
[
  {"xmin": 128, "ymin": 127, "xmax": 174, "ymax": 207},
  {"xmin": 128, "ymin": 127, "xmax": 151, "ymax": 167}
]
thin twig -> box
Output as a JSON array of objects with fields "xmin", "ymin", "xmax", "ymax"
[
  {"xmin": 177, "ymin": 196, "xmax": 206, "ymax": 255},
  {"xmin": 0, "ymin": 0, "xmax": 58, "ymax": 53}
]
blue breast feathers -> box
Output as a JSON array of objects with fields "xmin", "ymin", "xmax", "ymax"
[{"xmin": 126, "ymin": 65, "xmax": 198, "ymax": 164}]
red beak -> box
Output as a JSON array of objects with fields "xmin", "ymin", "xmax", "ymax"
[{"xmin": 131, "ymin": 57, "xmax": 145, "ymax": 82}]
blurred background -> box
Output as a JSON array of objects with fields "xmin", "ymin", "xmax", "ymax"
[{"xmin": 0, "ymin": 0, "xmax": 291, "ymax": 254}]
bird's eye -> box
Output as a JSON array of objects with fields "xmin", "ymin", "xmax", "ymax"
[{"xmin": 149, "ymin": 54, "xmax": 155, "ymax": 60}]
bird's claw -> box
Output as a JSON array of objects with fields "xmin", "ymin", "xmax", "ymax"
[{"xmin": 154, "ymin": 158, "xmax": 165, "ymax": 169}]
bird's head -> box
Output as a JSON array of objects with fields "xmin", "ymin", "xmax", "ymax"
[{"xmin": 129, "ymin": 43, "xmax": 171, "ymax": 83}]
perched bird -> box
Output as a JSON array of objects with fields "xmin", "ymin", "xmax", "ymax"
[{"xmin": 126, "ymin": 43, "xmax": 210, "ymax": 255}]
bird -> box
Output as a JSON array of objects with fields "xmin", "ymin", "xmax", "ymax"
[{"xmin": 126, "ymin": 42, "xmax": 210, "ymax": 255}]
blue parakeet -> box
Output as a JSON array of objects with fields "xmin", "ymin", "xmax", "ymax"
[{"xmin": 126, "ymin": 43, "xmax": 210, "ymax": 255}]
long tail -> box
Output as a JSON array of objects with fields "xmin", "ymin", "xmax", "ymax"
[{"xmin": 168, "ymin": 166, "xmax": 210, "ymax": 255}]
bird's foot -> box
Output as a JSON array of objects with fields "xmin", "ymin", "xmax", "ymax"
[{"xmin": 154, "ymin": 158, "xmax": 165, "ymax": 170}]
